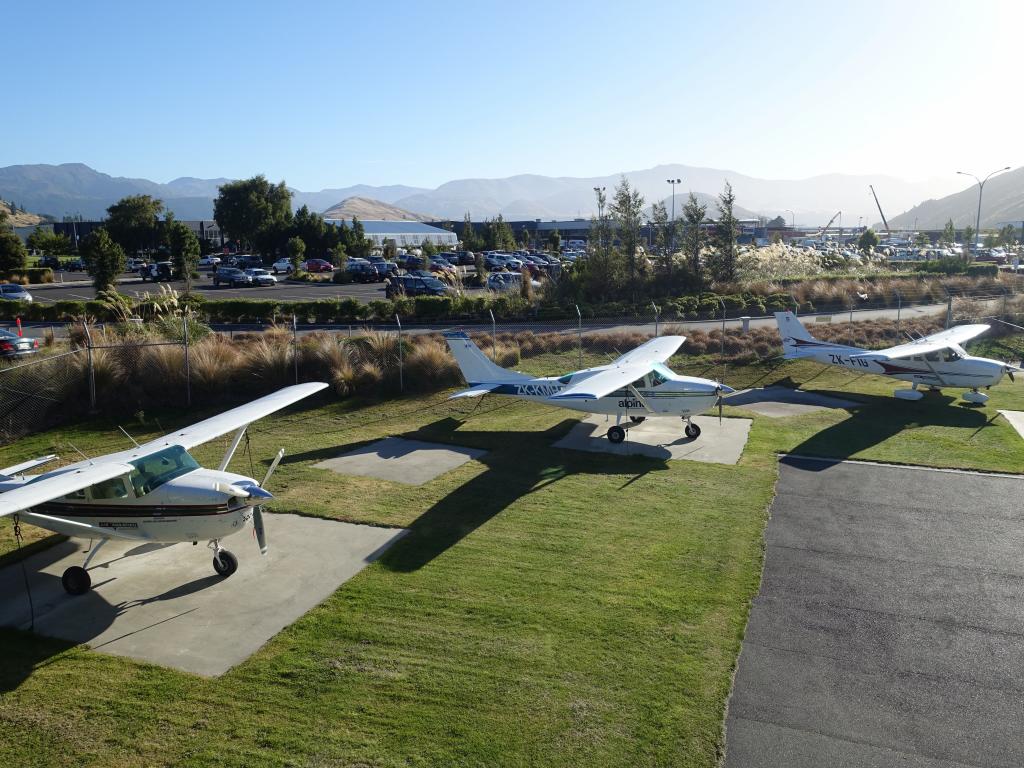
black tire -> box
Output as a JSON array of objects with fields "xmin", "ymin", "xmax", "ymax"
[
  {"xmin": 629, "ymin": 416, "xmax": 646, "ymax": 424},
  {"xmin": 607, "ymin": 425, "xmax": 626, "ymax": 444},
  {"xmin": 61, "ymin": 565, "xmax": 91, "ymax": 595},
  {"xmin": 684, "ymin": 423, "xmax": 701, "ymax": 439},
  {"xmin": 213, "ymin": 550, "xmax": 238, "ymax": 578}
]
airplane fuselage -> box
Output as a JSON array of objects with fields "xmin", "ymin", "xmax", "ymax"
[{"xmin": 799, "ymin": 344, "xmax": 1006, "ymax": 389}]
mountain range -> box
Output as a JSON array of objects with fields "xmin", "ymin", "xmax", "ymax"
[
  {"xmin": 0, "ymin": 162, "xmax": 970, "ymax": 226},
  {"xmin": 321, "ymin": 196, "xmax": 434, "ymax": 222},
  {"xmin": 886, "ymin": 167, "xmax": 1024, "ymax": 230}
]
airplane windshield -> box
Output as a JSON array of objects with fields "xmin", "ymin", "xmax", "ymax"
[{"xmin": 129, "ymin": 446, "xmax": 199, "ymax": 496}]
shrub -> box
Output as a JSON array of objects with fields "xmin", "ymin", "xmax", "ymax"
[
  {"xmin": 405, "ymin": 339, "xmax": 461, "ymax": 391},
  {"xmin": 189, "ymin": 336, "xmax": 245, "ymax": 395}
]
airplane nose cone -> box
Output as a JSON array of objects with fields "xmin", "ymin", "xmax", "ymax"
[
  {"xmin": 245, "ymin": 485, "xmax": 274, "ymax": 500},
  {"xmin": 717, "ymin": 384, "xmax": 735, "ymax": 395}
]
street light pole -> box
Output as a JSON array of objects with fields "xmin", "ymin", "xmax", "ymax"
[
  {"xmin": 784, "ymin": 209, "xmax": 794, "ymax": 229},
  {"xmin": 957, "ymin": 166, "xmax": 1010, "ymax": 250},
  {"xmin": 666, "ymin": 178, "xmax": 681, "ymax": 253}
]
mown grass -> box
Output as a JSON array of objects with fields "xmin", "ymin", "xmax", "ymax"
[{"xmin": 1, "ymin": 339, "xmax": 1024, "ymax": 767}]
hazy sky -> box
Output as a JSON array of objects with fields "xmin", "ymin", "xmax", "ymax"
[{"xmin": 5, "ymin": 0, "xmax": 1021, "ymax": 191}]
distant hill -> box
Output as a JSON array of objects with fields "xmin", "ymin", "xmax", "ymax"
[
  {"xmin": 887, "ymin": 167, "xmax": 1024, "ymax": 230},
  {"xmin": 0, "ymin": 199, "xmax": 47, "ymax": 227},
  {"xmin": 321, "ymin": 196, "xmax": 433, "ymax": 222},
  {"xmin": 0, "ymin": 161, "xmax": 966, "ymax": 226}
]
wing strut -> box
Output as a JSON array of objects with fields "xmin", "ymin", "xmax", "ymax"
[{"xmin": 219, "ymin": 426, "xmax": 247, "ymax": 471}]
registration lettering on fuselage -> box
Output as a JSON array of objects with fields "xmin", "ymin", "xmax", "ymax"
[
  {"xmin": 828, "ymin": 353, "xmax": 871, "ymax": 369},
  {"xmin": 516, "ymin": 382, "xmax": 564, "ymax": 397}
]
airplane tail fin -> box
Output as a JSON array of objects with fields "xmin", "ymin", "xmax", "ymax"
[
  {"xmin": 442, "ymin": 331, "xmax": 529, "ymax": 384},
  {"xmin": 774, "ymin": 311, "xmax": 826, "ymax": 359}
]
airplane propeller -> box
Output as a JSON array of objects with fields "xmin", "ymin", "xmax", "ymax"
[
  {"xmin": 1005, "ymin": 364, "xmax": 1022, "ymax": 383},
  {"xmin": 716, "ymin": 383, "xmax": 724, "ymax": 425},
  {"xmin": 251, "ymin": 449, "xmax": 285, "ymax": 556}
]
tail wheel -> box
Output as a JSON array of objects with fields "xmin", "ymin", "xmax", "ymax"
[
  {"xmin": 213, "ymin": 550, "xmax": 239, "ymax": 578},
  {"xmin": 607, "ymin": 425, "xmax": 626, "ymax": 444}
]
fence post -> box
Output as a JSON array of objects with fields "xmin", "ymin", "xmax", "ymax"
[
  {"xmin": 395, "ymin": 314, "xmax": 403, "ymax": 392},
  {"xmin": 83, "ymin": 322, "xmax": 96, "ymax": 412},
  {"xmin": 183, "ymin": 315, "xmax": 191, "ymax": 407},
  {"xmin": 489, "ymin": 308, "xmax": 497, "ymax": 362},
  {"xmin": 946, "ymin": 295, "xmax": 953, "ymax": 329},
  {"xmin": 652, "ymin": 301, "xmax": 660, "ymax": 337},
  {"xmin": 895, "ymin": 290, "xmax": 902, "ymax": 339},
  {"xmin": 292, "ymin": 314, "xmax": 298, "ymax": 384},
  {"xmin": 575, "ymin": 304, "xmax": 582, "ymax": 369}
]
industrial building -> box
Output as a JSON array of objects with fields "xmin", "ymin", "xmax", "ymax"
[{"xmin": 325, "ymin": 219, "xmax": 458, "ymax": 248}]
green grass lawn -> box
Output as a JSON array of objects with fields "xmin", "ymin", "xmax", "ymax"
[{"xmin": 2, "ymin": 340, "xmax": 1024, "ymax": 767}]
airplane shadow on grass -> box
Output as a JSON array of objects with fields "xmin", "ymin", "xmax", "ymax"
[
  {"xmin": 784, "ymin": 388, "xmax": 997, "ymax": 469},
  {"xmin": 372, "ymin": 416, "xmax": 670, "ymax": 573}
]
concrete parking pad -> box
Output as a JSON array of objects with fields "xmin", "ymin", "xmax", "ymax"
[
  {"xmin": 553, "ymin": 414, "xmax": 751, "ymax": 464},
  {"xmin": 314, "ymin": 437, "xmax": 487, "ymax": 485},
  {"xmin": 998, "ymin": 409, "xmax": 1024, "ymax": 440},
  {"xmin": 726, "ymin": 386, "xmax": 859, "ymax": 417},
  {"xmin": 724, "ymin": 457, "xmax": 1024, "ymax": 768},
  {"xmin": 0, "ymin": 513, "xmax": 406, "ymax": 676}
]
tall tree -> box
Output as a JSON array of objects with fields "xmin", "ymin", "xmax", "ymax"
[
  {"xmin": 460, "ymin": 212, "xmax": 481, "ymax": 251},
  {"xmin": 999, "ymin": 224, "xmax": 1018, "ymax": 247},
  {"xmin": 712, "ymin": 181, "xmax": 739, "ymax": 282},
  {"xmin": 286, "ymin": 236, "xmax": 306, "ymax": 272},
  {"xmin": 0, "ymin": 229, "xmax": 27, "ymax": 273},
  {"xmin": 213, "ymin": 175, "xmax": 292, "ymax": 255},
  {"xmin": 80, "ymin": 228, "xmax": 125, "ymax": 290},
  {"xmin": 348, "ymin": 216, "xmax": 372, "ymax": 259},
  {"xmin": 681, "ymin": 193, "xmax": 707, "ymax": 292},
  {"xmin": 168, "ymin": 221, "xmax": 200, "ymax": 293},
  {"xmin": 768, "ymin": 215, "xmax": 787, "ymax": 228},
  {"xmin": 650, "ymin": 200, "xmax": 670, "ymax": 280},
  {"xmin": 291, "ymin": 205, "xmax": 327, "ymax": 257},
  {"xmin": 547, "ymin": 228, "xmax": 561, "ymax": 253},
  {"xmin": 105, "ymin": 194, "xmax": 164, "ymax": 255},
  {"xmin": 590, "ymin": 187, "xmax": 611, "ymax": 253},
  {"xmin": 609, "ymin": 176, "xmax": 645, "ymax": 287},
  {"xmin": 914, "ymin": 231, "xmax": 930, "ymax": 247},
  {"xmin": 940, "ymin": 219, "xmax": 956, "ymax": 245},
  {"xmin": 26, "ymin": 229, "xmax": 72, "ymax": 255},
  {"xmin": 963, "ymin": 225, "xmax": 976, "ymax": 258}
]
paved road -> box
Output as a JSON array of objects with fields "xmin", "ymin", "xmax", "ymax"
[{"xmin": 724, "ymin": 456, "xmax": 1024, "ymax": 768}]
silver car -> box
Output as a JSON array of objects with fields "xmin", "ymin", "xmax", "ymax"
[
  {"xmin": 244, "ymin": 268, "xmax": 278, "ymax": 287},
  {"xmin": 0, "ymin": 284, "xmax": 33, "ymax": 302}
]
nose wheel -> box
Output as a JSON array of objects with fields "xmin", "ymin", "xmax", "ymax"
[
  {"xmin": 684, "ymin": 419, "xmax": 701, "ymax": 439},
  {"xmin": 210, "ymin": 540, "xmax": 239, "ymax": 578}
]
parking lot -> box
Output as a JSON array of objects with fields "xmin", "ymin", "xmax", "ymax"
[{"xmin": 725, "ymin": 456, "xmax": 1024, "ymax": 768}]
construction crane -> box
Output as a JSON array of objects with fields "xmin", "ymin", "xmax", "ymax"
[
  {"xmin": 816, "ymin": 211, "xmax": 841, "ymax": 241},
  {"xmin": 869, "ymin": 185, "xmax": 891, "ymax": 236}
]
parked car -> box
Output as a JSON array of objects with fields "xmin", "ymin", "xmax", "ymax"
[
  {"xmin": 454, "ymin": 250, "xmax": 476, "ymax": 266},
  {"xmin": 244, "ymin": 268, "xmax": 277, "ymax": 286},
  {"xmin": 139, "ymin": 262, "xmax": 173, "ymax": 281},
  {"xmin": 0, "ymin": 284, "xmax": 33, "ymax": 302},
  {"xmin": 0, "ymin": 328, "xmax": 38, "ymax": 358},
  {"xmin": 367, "ymin": 255, "xmax": 398, "ymax": 275},
  {"xmin": 385, "ymin": 274, "xmax": 450, "ymax": 298},
  {"xmin": 347, "ymin": 261, "xmax": 385, "ymax": 283},
  {"xmin": 198, "ymin": 255, "xmax": 222, "ymax": 268},
  {"xmin": 65, "ymin": 258, "xmax": 86, "ymax": 271},
  {"xmin": 271, "ymin": 258, "xmax": 294, "ymax": 275},
  {"xmin": 429, "ymin": 257, "xmax": 457, "ymax": 275},
  {"xmin": 38, "ymin": 255, "xmax": 62, "ymax": 270},
  {"xmin": 234, "ymin": 255, "xmax": 263, "ymax": 270},
  {"xmin": 301, "ymin": 259, "xmax": 334, "ymax": 273},
  {"xmin": 212, "ymin": 267, "xmax": 253, "ymax": 288},
  {"xmin": 486, "ymin": 272, "xmax": 540, "ymax": 292},
  {"xmin": 126, "ymin": 257, "xmax": 147, "ymax": 271}
]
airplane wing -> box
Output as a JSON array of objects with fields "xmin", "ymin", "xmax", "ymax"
[
  {"xmin": 0, "ymin": 454, "xmax": 58, "ymax": 478},
  {"xmin": 0, "ymin": 461, "xmax": 135, "ymax": 519},
  {"xmin": 610, "ymin": 335, "xmax": 686, "ymax": 367},
  {"xmin": 448, "ymin": 383, "xmax": 501, "ymax": 400},
  {"xmin": 549, "ymin": 364, "xmax": 649, "ymax": 400},
  {"xmin": 852, "ymin": 324, "xmax": 990, "ymax": 360},
  {"xmin": 140, "ymin": 382, "xmax": 328, "ymax": 452}
]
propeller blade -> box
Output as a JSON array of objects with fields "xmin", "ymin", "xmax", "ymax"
[
  {"xmin": 261, "ymin": 448, "xmax": 285, "ymax": 488},
  {"xmin": 252, "ymin": 505, "xmax": 268, "ymax": 555},
  {"xmin": 716, "ymin": 383, "xmax": 723, "ymax": 425},
  {"xmin": 1009, "ymin": 369, "xmax": 1016, "ymax": 383}
]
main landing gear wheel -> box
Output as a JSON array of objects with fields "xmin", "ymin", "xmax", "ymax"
[
  {"xmin": 213, "ymin": 550, "xmax": 238, "ymax": 578},
  {"xmin": 61, "ymin": 565, "xmax": 91, "ymax": 595},
  {"xmin": 607, "ymin": 425, "xmax": 626, "ymax": 444},
  {"xmin": 684, "ymin": 423, "xmax": 701, "ymax": 439},
  {"xmin": 629, "ymin": 416, "xmax": 646, "ymax": 424}
]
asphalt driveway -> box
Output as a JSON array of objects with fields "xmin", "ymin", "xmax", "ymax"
[{"xmin": 724, "ymin": 456, "xmax": 1024, "ymax": 768}]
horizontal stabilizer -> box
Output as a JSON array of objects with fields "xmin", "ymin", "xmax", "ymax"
[{"xmin": 448, "ymin": 383, "xmax": 500, "ymax": 400}]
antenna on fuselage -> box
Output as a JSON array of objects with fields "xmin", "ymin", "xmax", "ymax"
[{"xmin": 117, "ymin": 426, "xmax": 141, "ymax": 448}]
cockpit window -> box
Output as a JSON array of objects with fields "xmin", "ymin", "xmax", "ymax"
[
  {"xmin": 129, "ymin": 445, "xmax": 199, "ymax": 496},
  {"xmin": 91, "ymin": 476, "xmax": 131, "ymax": 500},
  {"xmin": 924, "ymin": 351, "xmax": 941, "ymax": 362},
  {"xmin": 648, "ymin": 369, "xmax": 668, "ymax": 386}
]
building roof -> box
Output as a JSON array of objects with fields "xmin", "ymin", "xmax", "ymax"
[{"xmin": 324, "ymin": 219, "xmax": 454, "ymax": 235}]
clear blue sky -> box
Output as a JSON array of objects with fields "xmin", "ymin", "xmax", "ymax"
[{"xmin": 5, "ymin": 0, "xmax": 1021, "ymax": 190}]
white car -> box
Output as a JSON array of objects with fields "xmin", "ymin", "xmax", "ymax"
[
  {"xmin": 271, "ymin": 258, "xmax": 294, "ymax": 275},
  {"xmin": 244, "ymin": 268, "xmax": 278, "ymax": 286},
  {"xmin": 198, "ymin": 255, "xmax": 221, "ymax": 268}
]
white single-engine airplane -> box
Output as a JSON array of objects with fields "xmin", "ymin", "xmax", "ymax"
[
  {"xmin": 0, "ymin": 382, "xmax": 327, "ymax": 595},
  {"xmin": 443, "ymin": 331, "xmax": 733, "ymax": 443},
  {"xmin": 775, "ymin": 311, "xmax": 1020, "ymax": 403}
]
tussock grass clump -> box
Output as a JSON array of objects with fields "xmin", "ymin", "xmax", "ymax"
[
  {"xmin": 405, "ymin": 339, "xmax": 461, "ymax": 391},
  {"xmin": 242, "ymin": 337, "xmax": 293, "ymax": 390},
  {"xmin": 190, "ymin": 336, "xmax": 245, "ymax": 394}
]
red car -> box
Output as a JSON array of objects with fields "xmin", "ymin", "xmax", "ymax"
[{"xmin": 301, "ymin": 259, "xmax": 334, "ymax": 273}]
